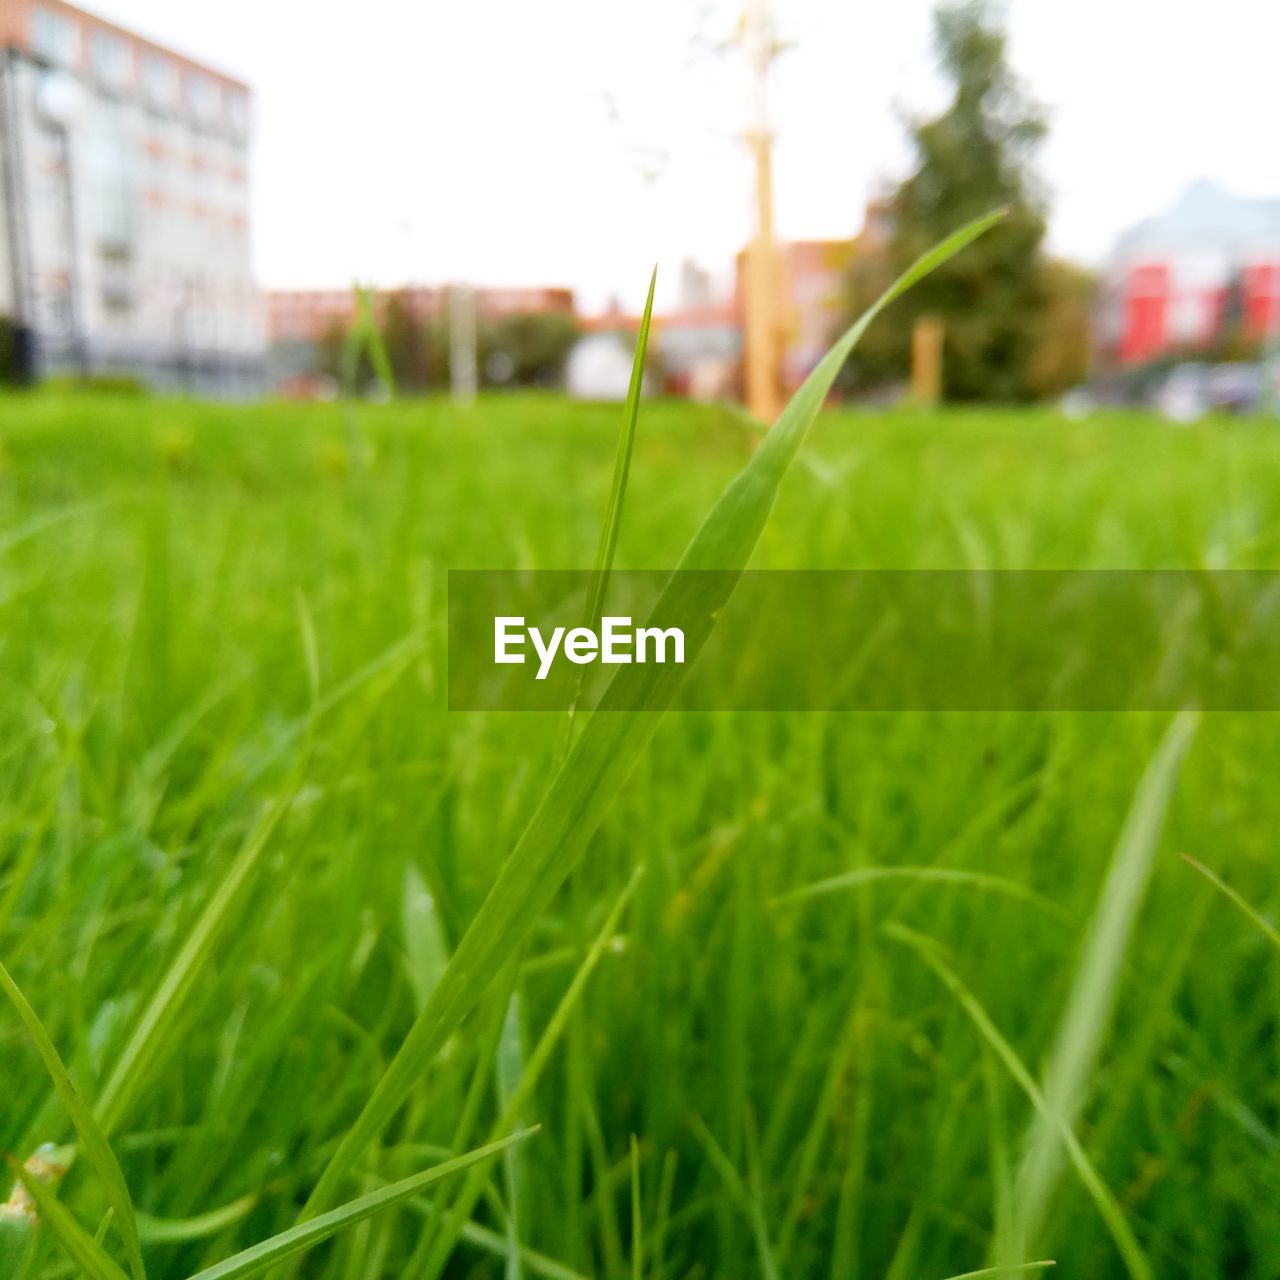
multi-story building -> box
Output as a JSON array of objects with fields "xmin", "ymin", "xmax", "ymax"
[
  {"xmin": 733, "ymin": 237, "xmax": 856, "ymax": 394},
  {"xmin": 1100, "ymin": 182, "xmax": 1280, "ymax": 366},
  {"xmin": 0, "ymin": 0, "xmax": 261, "ymax": 392},
  {"xmin": 582, "ymin": 297, "xmax": 741, "ymax": 401}
]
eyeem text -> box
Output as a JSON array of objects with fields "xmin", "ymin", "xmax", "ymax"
[{"xmin": 494, "ymin": 616, "xmax": 686, "ymax": 680}]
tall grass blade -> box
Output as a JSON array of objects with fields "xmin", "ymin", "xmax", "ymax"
[
  {"xmin": 688, "ymin": 1113, "xmax": 779, "ymax": 1280},
  {"xmin": 1181, "ymin": 855, "xmax": 1280, "ymax": 952},
  {"xmin": 183, "ymin": 1131, "xmax": 537, "ymax": 1280},
  {"xmin": 496, "ymin": 993, "xmax": 524, "ymax": 1280},
  {"xmin": 888, "ymin": 926, "xmax": 1150, "ymax": 1280},
  {"xmin": 1011, "ymin": 711, "xmax": 1198, "ymax": 1259},
  {"xmin": 421, "ymin": 869, "xmax": 642, "ymax": 1279},
  {"xmin": 340, "ymin": 286, "xmax": 395, "ymax": 399},
  {"xmin": 560, "ymin": 267, "xmax": 657, "ymax": 754},
  {"xmin": 7, "ymin": 1157, "xmax": 129, "ymax": 1280},
  {"xmin": 298, "ymin": 210, "xmax": 1004, "ymax": 1220},
  {"xmin": 629, "ymin": 1135, "xmax": 642, "ymax": 1280},
  {"xmin": 356, "ymin": 286, "xmax": 396, "ymax": 396},
  {"xmin": 776, "ymin": 866, "xmax": 1060, "ymax": 915},
  {"xmin": 0, "ymin": 961, "xmax": 145, "ymax": 1280},
  {"xmin": 588, "ymin": 266, "xmax": 655, "ymax": 620}
]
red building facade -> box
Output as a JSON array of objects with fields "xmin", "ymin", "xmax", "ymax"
[{"xmin": 1107, "ymin": 184, "xmax": 1280, "ymax": 365}]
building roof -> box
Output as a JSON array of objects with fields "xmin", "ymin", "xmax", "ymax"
[
  {"xmin": 1114, "ymin": 181, "xmax": 1280, "ymax": 261},
  {"xmin": 582, "ymin": 300, "xmax": 738, "ymax": 335},
  {"xmin": 0, "ymin": 0, "xmax": 250, "ymax": 93}
]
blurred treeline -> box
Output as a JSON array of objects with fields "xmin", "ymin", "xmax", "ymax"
[{"xmin": 315, "ymin": 295, "xmax": 581, "ymax": 393}]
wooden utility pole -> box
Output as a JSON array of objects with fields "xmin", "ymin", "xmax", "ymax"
[
  {"xmin": 742, "ymin": 0, "xmax": 783, "ymax": 424},
  {"xmin": 911, "ymin": 316, "xmax": 944, "ymax": 407}
]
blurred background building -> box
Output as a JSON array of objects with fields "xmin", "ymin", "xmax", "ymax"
[
  {"xmin": 1100, "ymin": 182, "xmax": 1280, "ymax": 366},
  {"xmin": 0, "ymin": 0, "xmax": 261, "ymax": 392}
]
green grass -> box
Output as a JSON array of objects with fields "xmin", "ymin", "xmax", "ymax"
[{"xmin": 1, "ymin": 384, "xmax": 1280, "ymax": 1279}]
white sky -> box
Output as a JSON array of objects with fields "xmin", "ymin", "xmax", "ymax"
[{"xmin": 84, "ymin": 0, "xmax": 1280, "ymax": 311}]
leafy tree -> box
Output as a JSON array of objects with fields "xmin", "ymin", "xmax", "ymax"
[
  {"xmin": 478, "ymin": 313, "xmax": 580, "ymax": 388},
  {"xmin": 1027, "ymin": 260, "xmax": 1097, "ymax": 398},
  {"xmin": 379, "ymin": 292, "xmax": 425, "ymax": 389},
  {"xmin": 844, "ymin": 1, "xmax": 1050, "ymax": 401},
  {"xmin": 1209, "ymin": 271, "xmax": 1263, "ymax": 362}
]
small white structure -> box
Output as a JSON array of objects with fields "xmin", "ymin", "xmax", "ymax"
[{"xmin": 566, "ymin": 334, "xmax": 637, "ymax": 401}]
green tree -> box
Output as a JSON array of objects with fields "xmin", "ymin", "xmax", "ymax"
[
  {"xmin": 845, "ymin": 1, "xmax": 1050, "ymax": 401},
  {"xmin": 313, "ymin": 299, "xmax": 578, "ymax": 394},
  {"xmin": 479, "ymin": 313, "xmax": 580, "ymax": 388},
  {"xmin": 1027, "ymin": 260, "xmax": 1097, "ymax": 398},
  {"xmin": 380, "ymin": 292, "xmax": 426, "ymax": 390}
]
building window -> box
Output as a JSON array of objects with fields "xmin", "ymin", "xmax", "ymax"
[
  {"xmin": 224, "ymin": 89, "xmax": 250, "ymax": 143},
  {"xmin": 91, "ymin": 31, "xmax": 132, "ymax": 90},
  {"xmin": 142, "ymin": 53, "xmax": 179, "ymax": 112},
  {"xmin": 31, "ymin": 8, "xmax": 80, "ymax": 65},
  {"xmin": 185, "ymin": 73, "xmax": 221, "ymax": 128}
]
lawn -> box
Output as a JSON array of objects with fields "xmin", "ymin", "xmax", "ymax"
[{"xmin": 1, "ymin": 390, "xmax": 1278, "ymax": 1279}]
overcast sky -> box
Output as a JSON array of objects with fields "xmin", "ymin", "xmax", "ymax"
[{"xmin": 83, "ymin": 0, "xmax": 1280, "ymax": 310}]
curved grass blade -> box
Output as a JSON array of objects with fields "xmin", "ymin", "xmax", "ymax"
[
  {"xmin": 1012, "ymin": 711, "xmax": 1197, "ymax": 1260},
  {"xmin": 431, "ymin": 1213, "xmax": 592, "ymax": 1280},
  {"xmin": 0, "ymin": 497, "xmax": 116, "ymax": 558},
  {"xmin": 1182, "ymin": 855, "xmax": 1280, "ymax": 952},
  {"xmin": 888, "ymin": 926, "xmax": 1150, "ymax": 1280},
  {"xmin": 136, "ymin": 1193, "xmax": 259, "ymax": 1245},
  {"xmin": 935, "ymin": 1266, "xmax": 1055, "ymax": 1280},
  {"xmin": 587, "ymin": 267, "xmax": 656, "ymax": 620},
  {"xmin": 0, "ymin": 961, "xmax": 145, "ymax": 1280},
  {"xmin": 775, "ymin": 866, "xmax": 1061, "ymax": 916},
  {"xmin": 183, "ymin": 1131, "xmax": 537, "ymax": 1280},
  {"xmin": 7, "ymin": 1157, "xmax": 129, "ymax": 1280},
  {"xmin": 298, "ymin": 209, "xmax": 1005, "ymax": 1221}
]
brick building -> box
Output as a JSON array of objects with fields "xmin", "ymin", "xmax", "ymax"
[
  {"xmin": 0, "ymin": 0, "xmax": 262, "ymax": 391},
  {"xmin": 265, "ymin": 284, "xmax": 575, "ymax": 346},
  {"xmin": 731, "ymin": 237, "xmax": 856, "ymax": 394}
]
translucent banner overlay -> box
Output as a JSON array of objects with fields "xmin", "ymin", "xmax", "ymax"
[{"xmin": 448, "ymin": 570, "xmax": 1280, "ymax": 711}]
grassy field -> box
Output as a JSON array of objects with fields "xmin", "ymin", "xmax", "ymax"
[{"xmin": 1, "ymin": 390, "xmax": 1278, "ymax": 1280}]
